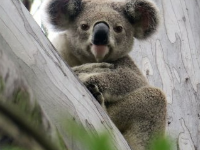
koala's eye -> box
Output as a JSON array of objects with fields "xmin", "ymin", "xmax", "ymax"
[
  {"xmin": 81, "ymin": 24, "xmax": 89, "ymax": 31},
  {"xmin": 114, "ymin": 26, "xmax": 123, "ymax": 33}
]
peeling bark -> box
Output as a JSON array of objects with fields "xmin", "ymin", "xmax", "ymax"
[{"xmin": 131, "ymin": 0, "xmax": 200, "ymax": 149}]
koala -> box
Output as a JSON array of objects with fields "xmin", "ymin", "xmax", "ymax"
[{"xmin": 41, "ymin": 0, "xmax": 167, "ymax": 149}]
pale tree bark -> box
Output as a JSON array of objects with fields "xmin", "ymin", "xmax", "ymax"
[
  {"xmin": 131, "ymin": 0, "xmax": 200, "ymax": 150},
  {"xmin": 0, "ymin": 51, "xmax": 61, "ymax": 150},
  {"xmin": 0, "ymin": 0, "xmax": 131, "ymax": 150}
]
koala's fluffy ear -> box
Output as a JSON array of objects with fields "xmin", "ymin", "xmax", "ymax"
[
  {"xmin": 41, "ymin": 0, "xmax": 82, "ymax": 31},
  {"xmin": 124, "ymin": 0, "xmax": 160, "ymax": 39}
]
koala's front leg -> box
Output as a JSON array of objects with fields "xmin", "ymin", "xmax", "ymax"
[
  {"xmin": 72, "ymin": 63, "xmax": 113, "ymax": 110},
  {"xmin": 73, "ymin": 66, "xmax": 145, "ymax": 103},
  {"xmin": 72, "ymin": 63, "xmax": 114, "ymax": 74}
]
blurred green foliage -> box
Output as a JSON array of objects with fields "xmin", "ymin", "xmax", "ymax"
[
  {"xmin": 65, "ymin": 119, "xmax": 114, "ymax": 150},
  {"xmin": 149, "ymin": 135, "xmax": 172, "ymax": 150}
]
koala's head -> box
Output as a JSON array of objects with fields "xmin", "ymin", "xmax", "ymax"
[{"xmin": 42, "ymin": 0, "xmax": 159, "ymax": 63}]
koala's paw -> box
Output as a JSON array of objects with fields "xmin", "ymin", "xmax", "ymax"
[
  {"xmin": 88, "ymin": 84, "xmax": 107, "ymax": 111},
  {"xmin": 75, "ymin": 72, "xmax": 107, "ymax": 109},
  {"xmin": 88, "ymin": 84, "xmax": 105, "ymax": 105}
]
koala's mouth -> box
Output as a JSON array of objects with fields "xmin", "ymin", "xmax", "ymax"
[{"xmin": 90, "ymin": 44, "xmax": 109, "ymax": 62}]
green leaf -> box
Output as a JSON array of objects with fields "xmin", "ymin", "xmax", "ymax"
[
  {"xmin": 65, "ymin": 119, "xmax": 114, "ymax": 150},
  {"xmin": 149, "ymin": 136, "xmax": 172, "ymax": 150}
]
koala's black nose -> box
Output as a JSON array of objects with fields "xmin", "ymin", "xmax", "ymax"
[{"xmin": 92, "ymin": 22, "xmax": 109, "ymax": 45}]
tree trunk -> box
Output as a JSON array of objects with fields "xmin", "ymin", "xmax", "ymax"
[
  {"xmin": 0, "ymin": 0, "xmax": 131, "ymax": 150},
  {"xmin": 131, "ymin": 0, "xmax": 200, "ymax": 149}
]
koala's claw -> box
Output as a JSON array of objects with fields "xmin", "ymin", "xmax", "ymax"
[
  {"xmin": 94, "ymin": 92, "xmax": 105, "ymax": 105},
  {"xmin": 88, "ymin": 84, "xmax": 99, "ymax": 93},
  {"xmin": 87, "ymin": 84, "xmax": 104, "ymax": 105}
]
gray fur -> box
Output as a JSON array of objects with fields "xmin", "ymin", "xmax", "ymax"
[{"xmin": 41, "ymin": 0, "xmax": 166, "ymax": 149}]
